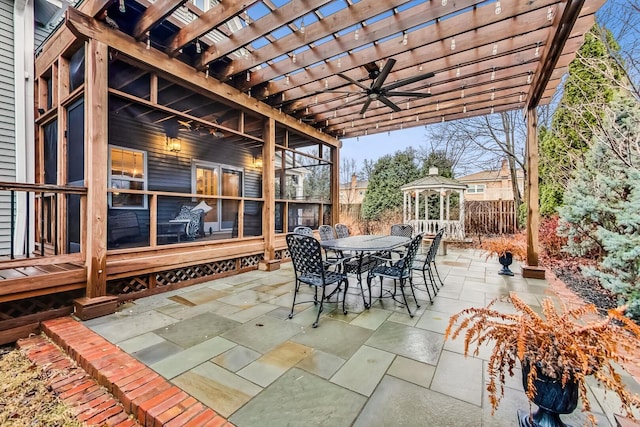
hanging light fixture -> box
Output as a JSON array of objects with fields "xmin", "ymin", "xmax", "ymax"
[
  {"xmin": 463, "ymin": 104, "xmax": 467, "ymax": 113},
  {"xmin": 244, "ymin": 10, "xmax": 251, "ymax": 25},
  {"xmin": 354, "ymin": 28, "xmax": 359, "ymax": 40},
  {"xmin": 450, "ymin": 38, "xmax": 456, "ymax": 50},
  {"xmin": 495, "ymin": 1, "xmax": 501, "ymax": 15},
  {"xmin": 456, "ymin": 65, "xmax": 460, "ymax": 77},
  {"xmin": 535, "ymin": 42, "xmax": 540, "ymax": 57},
  {"xmin": 491, "ymin": 89, "xmax": 495, "ymax": 101},
  {"xmin": 441, "ymin": 116, "xmax": 445, "ymax": 123},
  {"xmin": 166, "ymin": 136, "xmax": 181, "ymax": 153},
  {"xmin": 246, "ymin": 71, "xmax": 251, "ymax": 82},
  {"xmin": 146, "ymin": 32, "xmax": 150, "ymax": 50},
  {"xmin": 436, "ymin": 101, "xmax": 440, "ymax": 111},
  {"xmin": 119, "ymin": 0, "xmax": 126, "ymax": 13},
  {"xmin": 205, "ymin": 65, "xmax": 209, "ymax": 79},
  {"xmin": 490, "ymin": 105, "xmax": 495, "ymax": 114},
  {"xmin": 285, "ymin": 75, "xmax": 290, "ymax": 85},
  {"xmin": 299, "ymin": 18, "xmax": 305, "ymax": 34},
  {"xmin": 491, "ymin": 67, "xmax": 496, "ymax": 81},
  {"xmin": 460, "ymin": 87, "xmax": 465, "ymax": 98},
  {"xmin": 527, "ymin": 71, "xmax": 533, "ymax": 84},
  {"xmin": 402, "ymin": 33, "xmax": 408, "ymax": 46},
  {"xmin": 292, "ymin": 52, "xmax": 296, "ymax": 64},
  {"xmin": 547, "ymin": 6, "xmax": 554, "ymax": 21},
  {"xmin": 195, "ymin": 38, "xmax": 201, "ymax": 54},
  {"xmin": 442, "ymin": 0, "xmax": 447, "ymax": 5},
  {"xmin": 492, "ymin": 43, "xmax": 498, "ymax": 55}
]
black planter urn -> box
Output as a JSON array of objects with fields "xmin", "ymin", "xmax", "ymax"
[
  {"xmin": 518, "ymin": 362, "xmax": 579, "ymax": 427},
  {"xmin": 498, "ymin": 252, "xmax": 514, "ymax": 276}
]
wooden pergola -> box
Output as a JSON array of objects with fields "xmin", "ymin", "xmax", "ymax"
[{"xmin": 40, "ymin": 0, "xmax": 602, "ymax": 284}]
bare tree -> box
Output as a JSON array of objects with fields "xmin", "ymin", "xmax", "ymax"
[
  {"xmin": 425, "ymin": 110, "xmax": 526, "ymax": 208},
  {"xmin": 340, "ymin": 157, "xmax": 359, "ymax": 205}
]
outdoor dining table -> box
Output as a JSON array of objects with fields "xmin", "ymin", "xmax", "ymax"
[{"xmin": 320, "ymin": 235, "xmax": 411, "ymax": 309}]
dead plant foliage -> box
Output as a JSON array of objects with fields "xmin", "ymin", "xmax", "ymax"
[
  {"xmin": 445, "ymin": 293, "xmax": 640, "ymax": 426},
  {"xmin": 0, "ymin": 348, "xmax": 82, "ymax": 427},
  {"xmin": 479, "ymin": 233, "xmax": 527, "ymax": 261}
]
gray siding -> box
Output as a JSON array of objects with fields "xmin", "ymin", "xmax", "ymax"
[
  {"xmin": 108, "ymin": 113, "xmax": 263, "ymax": 239},
  {"xmin": 34, "ymin": 23, "xmax": 49, "ymax": 50},
  {"xmin": 0, "ymin": 0, "xmax": 15, "ymax": 254}
]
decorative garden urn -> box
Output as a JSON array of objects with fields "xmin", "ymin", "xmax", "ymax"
[{"xmin": 498, "ymin": 252, "xmax": 514, "ymax": 276}]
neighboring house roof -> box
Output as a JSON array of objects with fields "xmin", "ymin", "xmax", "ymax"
[
  {"xmin": 339, "ymin": 180, "xmax": 368, "ymax": 189},
  {"xmin": 401, "ymin": 175, "xmax": 467, "ymax": 191},
  {"xmin": 458, "ymin": 168, "xmax": 524, "ymax": 183}
]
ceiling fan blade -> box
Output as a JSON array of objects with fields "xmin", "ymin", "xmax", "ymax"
[
  {"xmin": 372, "ymin": 59, "xmax": 396, "ymax": 90},
  {"xmin": 378, "ymin": 96, "xmax": 401, "ymax": 112},
  {"xmin": 360, "ymin": 98, "xmax": 373, "ymax": 115},
  {"xmin": 337, "ymin": 73, "xmax": 370, "ymax": 91},
  {"xmin": 385, "ymin": 91, "xmax": 432, "ymax": 98},
  {"xmin": 341, "ymin": 94, "xmax": 368, "ymax": 108},
  {"xmin": 384, "ymin": 71, "xmax": 435, "ymax": 91}
]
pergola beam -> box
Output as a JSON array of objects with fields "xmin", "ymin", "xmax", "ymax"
[{"xmin": 133, "ymin": 0, "xmax": 189, "ymax": 40}]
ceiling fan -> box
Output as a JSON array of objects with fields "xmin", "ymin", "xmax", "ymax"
[{"xmin": 334, "ymin": 58, "xmax": 435, "ymax": 115}]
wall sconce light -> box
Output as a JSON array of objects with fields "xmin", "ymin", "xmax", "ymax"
[
  {"xmin": 166, "ymin": 136, "xmax": 181, "ymax": 153},
  {"xmin": 253, "ymin": 155, "xmax": 263, "ymax": 168}
]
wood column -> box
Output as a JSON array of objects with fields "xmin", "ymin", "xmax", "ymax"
[
  {"xmin": 84, "ymin": 39, "xmax": 109, "ymax": 297},
  {"xmin": 523, "ymin": 107, "xmax": 545, "ymax": 279},
  {"xmin": 331, "ymin": 142, "xmax": 340, "ymax": 225},
  {"xmin": 260, "ymin": 117, "xmax": 278, "ymax": 270}
]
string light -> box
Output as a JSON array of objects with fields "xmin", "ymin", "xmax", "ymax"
[
  {"xmin": 436, "ymin": 101, "xmax": 439, "ymax": 111},
  {"xmin": 324, "ymin": 79, "xmax": 329, "ymax": 89},
  {"xmin": 246, "ymin": 71, "xmax": 251, "ymax": 82},
  {"xmin": 376, "ymin": 122, "xmax": 379, "ymax": 129},
  {"xmin": 305, "ymin": 107, "xmax": 309, "ymax": 114},
  {"xmin": 390, "ymin": 113, "xmax": 393, "ymax": 120},
  {"xmin": 119, "ymin": 0, "xmax": 126, "ymax": 13},
  {"xmin": 427, "ymin": 85, "xmax": 431, "ymax": 95},
  {"xmin": 342, "ymin": 129, "xmax": 346, "ymax": 136},
  {"xmin": 333, "ymin": 110, "xmax": 337, "ymax": 118},
  {"xmin": 205, "ymin": 65, "xmax": 209, "ymax": 79},
  {"xmin": 461, "ymin": 87, "xmax": 465, "ymax": 98},
  {"xmin": 292, "ymin": 52, "xmax": 296, "ymax": 64},
  {"xmin": 363, "ymin": 112, "xmax": 366, "ymax": 118},
  {"xmin": 527, "ymin": 71, "xmax": 533, "ymax": 84},
  {"xmin": 365, "ymin": 129, "xmax": 368, "ymax": 136},
  {"xmin": 351, "ymin": 120, "xmax": 355, "ymax": 127},
  {"xmin": 450, "ymin": 37, "xmax": 456, "ymax": 50},
  {"xmin": 285, "ymin": 75, "xmax": 290, "ymax": 85},
  {"xmin": 441, "ymin": 0, "xmax": 447, "ymax": 5},
  {"xmin": 495, "ymin": 1, "xmax": 501, "ymax": 15},
  {"xmin": 441, "ymin": 116, "xmax": 445, "ymax": 123},
  {"xmin": 325, "ymin": 119, "xmax": 329, "ymax": 127},
  {"xmin": 491, "ymin": 105, "xmax": 495, "ymax": 114},
  {"xmin": 195, "ymin": 39, "xmax": 201, "ymax": 54},
  {"xmin": 492, "ymin": 43, "xmax": 498, "ymax": 55},
  {"xmin": 535, "ymin": 42, "xmax": 540, "ymax": 57},
  {"xmin": 146, "ymin": 32, "xmax": 150, "ymax": 50},
  {"xmin": 491, "ymin": 89, "xmax": 495, "ymax": 101},
  {"xmin": 416, "ymin": 115, "xmax": 419, "ymax": 122},
  {"xmin": 491, "ymin": 67, "xmax": 496, "ymax": 80},
  {"xmin": 547, "ymin": 6, "xmax": 554, "ymax": 21},
  {"xmin": 406, "ymin": 101, "xmax": 410, "ymax": 110},
  {"xmin": 463, "ymin": 104, "xmax": 467, "ymax": 113},
  {"xmin": 402, "ymin": 33, "xmax": 408, "ymax": 46},
  {"xmin": 282, "ymin": 92, "xmax": 286, "ymax": 101},
  {"xmin": 519, "ymin": 92, "xmax": 523, "ymax": 102},
  {"xmin": 456, "ymin": 65, "xmax": 460, "ymax": 77},
  {"xmin": 299, "ymin": 18, "xmax": 305, "ymax": 34},
  {"xmin": 419, "ymin": 64, "xmax": 423, "ymax": 72},
  {"xmin": 314, "ymin": 96, "xmax": 318, "ymax": 104},
  {"xmin": 354, "ymin": 29, "xmax": 359, "ymax": 40},
  {"xmin": 345, "ymin": 95, "xmax": 350, "ymax": 103},
  {"xmin": 337, "ymin": 57, "xmax": 341, "ymax": 68},
  {"xmin": 244, "ymin": 10, "xmax": 251, "ymax": 25}
]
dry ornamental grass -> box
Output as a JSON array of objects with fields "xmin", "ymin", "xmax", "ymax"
[{"xmin": 0, "ymin": 346, "xmax": 82, "ymax": 427}]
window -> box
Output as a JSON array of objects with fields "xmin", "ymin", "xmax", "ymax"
[
  {"xmin": 109, "ymin": 146, "xmax": 147, "ymax": 209},
  {"xmin": 192, "ymin": 160, "xmax": 243, "ymax": 231},
  {"xmin": 467, "ymin": 184, "xmax": 486, "ymax": 194}
]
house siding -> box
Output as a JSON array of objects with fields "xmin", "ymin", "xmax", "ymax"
[{"xmin": 0, "ymin": 0, "xmax": 15, "ymax": 253}]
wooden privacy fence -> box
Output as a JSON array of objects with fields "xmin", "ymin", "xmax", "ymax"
[{"xmin": 465, "ymin": 200, "xmax": 517, "ymax": 235}]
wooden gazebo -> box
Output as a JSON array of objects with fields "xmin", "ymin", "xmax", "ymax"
[
  {"xmin": 0, "ymin": 0, "xmax": 603, "ymax": 341},
  {"xmin": 401, "ymin": 170, "xmax": 468, "ymax": 241}
]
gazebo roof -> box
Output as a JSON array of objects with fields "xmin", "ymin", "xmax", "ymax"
[{"xmin": 401, "ymin": 175, "xmax": 467, "ymax": 191}]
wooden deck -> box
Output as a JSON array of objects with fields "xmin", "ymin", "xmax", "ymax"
[{"xmin": 0, "ymin": 256, "xmax": 86, "ymax": 303}]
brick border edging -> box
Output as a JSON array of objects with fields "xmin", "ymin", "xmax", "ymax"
[{"xmin": 34, "ymin": 316, "xmax": 233, "ymax": 427}]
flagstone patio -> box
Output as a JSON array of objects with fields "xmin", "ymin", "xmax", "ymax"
[{"xmin": 80, "ymin": 248, "xmax": 639, "ymax": 426}]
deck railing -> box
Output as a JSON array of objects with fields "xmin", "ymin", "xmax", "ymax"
[{"xmin": 0, "ymin": 182, "xmax": 88, "ymax": 259}]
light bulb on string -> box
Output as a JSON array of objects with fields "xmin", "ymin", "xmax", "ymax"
[
  {"xmin": 244, "ymin": 10, "xmax": 251, "ymax": 25},
  {"xmin": 146, "ymin": 32, "xmax": 150, "ymax": 50},
  {"xmin": 195, "ymin": 39, "xmax": 201, "ymax": 54},
  {"xmin": 292, "ymin": 53, "xmax": 296, "ymax": 64},
  {"xmin": 337, "ymin": 57, "xmax": 341, "ymax": 68},
  {"xmin": 495, "ymin": 1, "xmax": 501, "ymax": 15},
  {"xmin": 441, "ymin": 0, "xmax": 447, "ymax": 5},
  {"xmin": 333, "ymin": 110, "xmax": 337, "ymax": 118},
  {"xmin": 427, "ymin": 85, "xmax": 431, "ymax": 95},
  {"xmin": 441, "ymin": 116, "xmax": 445, "ymax": 123},
  {"xmin": 436, "ymin": 101, "xmax": 439, "ymax": 111},
  {"xmin": 456, "ymin": 65, "xmax": 460, "ymax": 77},
  {"xmin": 205, "ymin": 65, "xmax": 209, "ymax": 79},
  {"xmin": 491, "ymin": 67, "xmax": 496, "ymax": 81},
  {"xmin": 402, "ymin": 33, "xmax": 408, "ymax": 46},
  {"xmin": 246, "ymin": 71, "xmax": 250, "ymax": 82},
  {"xmin": 354, "ymin": 29, "xmax": 359, "ymax": 40},
  {"xmin": 491, "ymin": 89, "xmax": 495, "ymax": 101},
  {"xmin": 285, "ymin": 75, "xmax": 290, "ymax": 85},
  {"xmin": 406, "ymin": 101, "xmax": 410, "ymax": 110},
  {"xmin": 324, "ymin": 79, "xmax": 329, "ymax": 89},
  {"xmin": 461, "ymin": 87, "xmax": 465, "ymax": 98},
  {"xmin": 535, "ymin": 42, "xmax": 540, "ymax": 57},
  {"xmin": 463, "ymin": 104, "xmax": 467, "ymax": 113},
  {"xmin": 119, "ymin": 0, "xmax": 126, "ymax": 13},
  {"xmin": 492, "ymin": 43, "xmax": 498, "ymax": 55},
  {"xmin": 547, "ymin": 6, "xmax": 553, "ymax": 21},
  {"xmin": 450, "ymin": 38, "xmax": 456, "ymax": 50},
  {"xmin": 300, "ymin": 18, "xmax": 305, "ymax": 34},
  {"xmin": 527, "ymin": 72, "xmax": 533, "ymax": 84},
  {"xmin": 491, "ymin": 105, "xmax": 495, "ymax": 114}
]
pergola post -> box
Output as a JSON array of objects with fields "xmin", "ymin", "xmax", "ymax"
[
  {"xmin": 403, "ymin": 191, "xmax": 407, "ymax": 223},
  {"xmin": 523, "ymin": 107, "xmax": 545, "ymax": 279},
  {"xmin": 260, "ymin": 117, "xmax": 278, "ymax": 271}
]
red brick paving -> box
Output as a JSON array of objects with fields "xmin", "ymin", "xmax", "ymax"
[{"xmin": 17, "ymin": 316, "xmax": 234, "ymax": 426}]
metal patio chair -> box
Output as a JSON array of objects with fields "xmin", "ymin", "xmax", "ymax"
[
  {"xmin": 293, "ymin": 226, "xmax": 313, "ymax": 236},
  {"xmin": 390, "ymin": 223, "xmax": 413, "ymax": 238},
  {"xmin": 335, "ymin": 223, "xmax": 350, "ymax": 239},
  {"xmin": 366, "ymin": 234, "xmax": 423, "ymax": 317},
  {"xmin": 286, "ymin": 233, "xmax": 349, "ymax": 328},
  {"xmin": 410, "ymin": 228, "xmax": 445, "ymax": 303}
]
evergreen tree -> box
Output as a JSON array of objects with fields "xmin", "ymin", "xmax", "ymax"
[
  {"xmin": 362, "ymin": 148, "xmax": 423, "ymax": 221},
  {"xmin": 421, "ymin": 150, "xmax": 454, "ymax": 178},
  {"xmin": 539, "ymin": 25, "xmax": 622, "ymax": 215},
  {"xmin": 558, "ymin": 97, "xmax": 640, "ymax": 318}
]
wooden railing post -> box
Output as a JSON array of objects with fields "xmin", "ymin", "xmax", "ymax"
[{"xmin": 260, "ymin": 118, "xmax": 278, "ymax": 271}]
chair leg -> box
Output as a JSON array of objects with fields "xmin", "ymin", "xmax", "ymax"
[
  {"xmin": 408, "ymin": 276, "xmax": 420, "ymax": 309},
  {"xmin": 420, "ymin": 269, "xmax": 434, "ymax": 303},
  {"xmin": 399, "ymin": 278, "xmax": 414, "ymax": 318},
  {"xmin": 313, "ymin": 285, "xmax": 327, "ymax": 328},
  {"xmin": 427, "ymin": 266, "xmax": 438, "ymax": 296},
  {"xmin": 288, "ymin": 280, "xmax": 301, "ymax": 319},
  {"xmin": 341, "ymin": 278, "xmax": 349, "ymax": 315},
  {"xmin": 366, "ymin": 276, "xmax": 373, "ymax": 309},
  {"xmin": 432, "ymin": 262, "xmax": 445, "ymax": 288}
]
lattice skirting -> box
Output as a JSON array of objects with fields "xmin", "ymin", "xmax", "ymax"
[
  {"xmin": 107, "ymin": 254, "xmax": 264, "ymax": 296},
  {"xmin": 0, "ymin": 289, "xmax": 84, "ymax": 322},
  {"xmin": 275, "ymin": 248, "xmax": 290, "ymax": 260}
]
